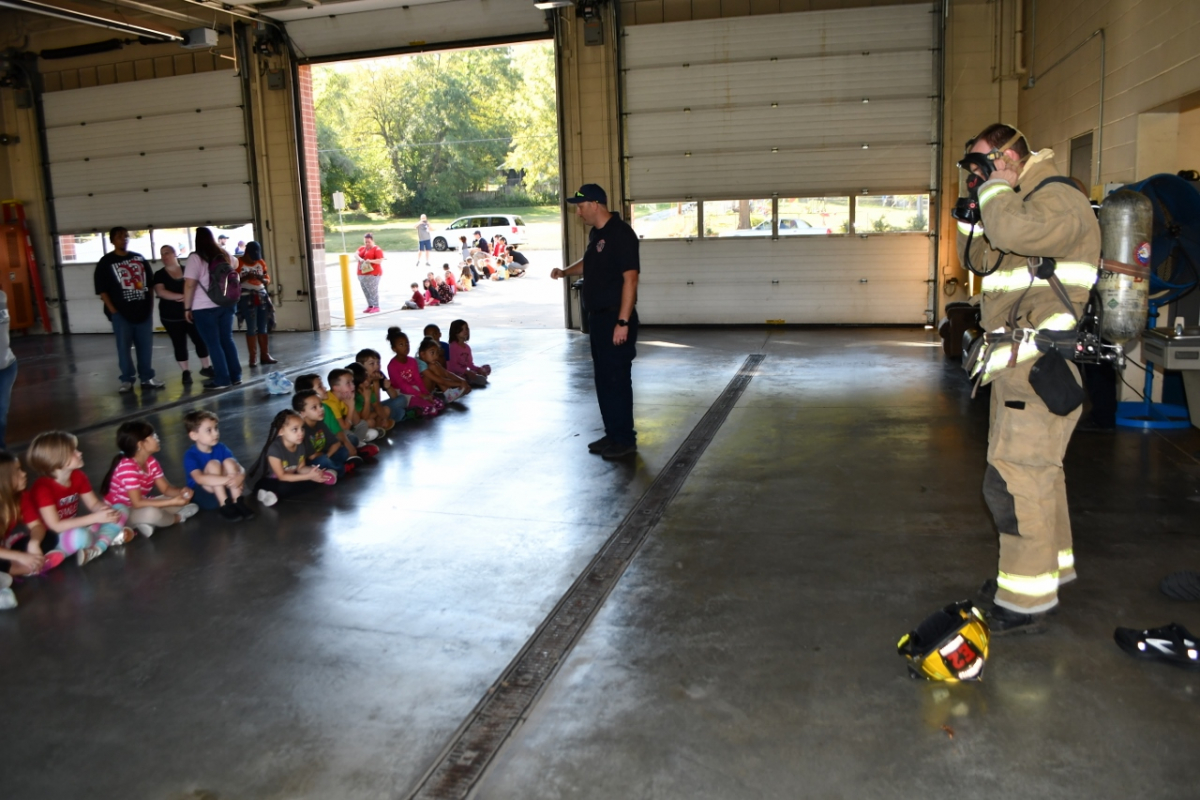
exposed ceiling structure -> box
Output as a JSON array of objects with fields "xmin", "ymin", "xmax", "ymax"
[{"xmin": 4, "ymin": 0, "xmax": 552, "ymax": 60}]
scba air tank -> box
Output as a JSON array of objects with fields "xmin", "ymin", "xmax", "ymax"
[{"xmin": 1097, "ymin": 189, "xmax": 1152, "ymax": 343}]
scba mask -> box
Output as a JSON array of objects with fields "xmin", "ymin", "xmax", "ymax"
[
  {"xmin": 952, "ymin": 127, "xmax": 1027, "ymax": 225},
  {"xmin": 897, "ymin": 600, "xmax": 990, "ymax": 682}
]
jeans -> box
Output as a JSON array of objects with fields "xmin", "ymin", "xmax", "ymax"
[
  {"xmin": 192, "ymin": 306, "xmax": 242, "ymax": 386},
  {"xmin": 239, "ymin": 295, "xmax": 271, "ymax": 336},
  {"xmin": 311, "ymin": 451, "xmax": 347, "ymax": 477},
  {"xmin": 588, "ymin": 308, "xmax": 638, "ymax": 446},
  {"xmin": 111, "ymin": 312, "xmax": 155, "ymax": 384},
  {"xmin": 0, "ymin": 359, "xmax": 16, "ymax": 450}
]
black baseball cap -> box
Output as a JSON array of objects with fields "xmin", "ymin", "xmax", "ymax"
[{"xmin": 567, "ymin": 184, "xmax": 607, "ymax": 205}]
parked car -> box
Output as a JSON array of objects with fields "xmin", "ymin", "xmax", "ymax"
[
  {"xmin": 722, "ymin": 217, "xmax": 831, "ymax": 236},
  {"xmin": 431, "ymin": 214, "xmax": 527, "ymax": 251}
]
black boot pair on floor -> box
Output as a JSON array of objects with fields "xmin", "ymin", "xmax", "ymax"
[
  {"xmin": 587, "ymin": 436, "xmax": 636, "ymax": 460},
  {"xmin": 219, "ymin": 496, "xmax": 256, "ymax": 522},
  {"xmin": 976, "ymin": 579, "xmax": 1049, "ymax": 635}
]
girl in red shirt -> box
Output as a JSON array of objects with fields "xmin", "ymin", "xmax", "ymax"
[{"xmin": 26, "ymin": 431, "xmax": 133, "ymax": 567}]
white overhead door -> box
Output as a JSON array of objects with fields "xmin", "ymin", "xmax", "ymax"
[
  {"xmin": 271, "ymin": 0, "xmax": 551, "ymax": 61},
  {"xmin": 623, "ymin": 4, "xmax": 939, "ymax": 325},
  {"xmin": 42, "ymin": 71, "xmax": 253, "ymax": 332}
]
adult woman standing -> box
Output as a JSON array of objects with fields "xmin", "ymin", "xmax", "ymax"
[
  {"xmin": 355, "ymin": 233, "xmax": 384, "ymax": 314},
  {"xmin": 153, "ymin": 245, "xmax": 213, "ymax": 385},
  {"xmin": 236, "ymin": 241, "xmax": 277, "ymax": 367},
  {"xmin": 183, "ymin": 227, "xmax": 242, "ymax": 390}
]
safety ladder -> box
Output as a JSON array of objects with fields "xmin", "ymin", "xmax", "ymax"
[{"xmin": 0, "ymin": 200, "xmax": 53, "ymax": 333}]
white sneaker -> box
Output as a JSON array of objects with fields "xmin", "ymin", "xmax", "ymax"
[
  {"xmin": 119, "ymin": 382, "xmax": 134, "ymax": 393},
  {"xmin": 176, "ymin": 503, "xmax": 200, "ymax": 522},
  {"xmin": 0, "ymin": 587, "xmax": 16, "ymax": 610},
  {"xmin": 76, "ymin": 545, "xmax": 103, "ymax": 566},
  {"xmin": 134, "ymin": 523, "xmax": 155, "ymax": 537},
  {"xmin": 141, "ymin": 378, "xmax": 166, "ymax": 389},
  {"xmin": 113, "ymin": 527, "xmax": 137, "ymax": 546},
  {"xmin": 256, "ymin": 489, "xmax": 278, "ymax": 507},
  {"xmin": 364, "ymin": 427, "xmax": 381, "ymax": 442},
  {"xmin": 0, "ymin": 572, "xmax": 11, "ymax": 589}
]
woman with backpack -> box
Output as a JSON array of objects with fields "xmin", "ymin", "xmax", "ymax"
[{"xmin": 183, "ymin": 227, "xmax": 243, "ymax": 390}]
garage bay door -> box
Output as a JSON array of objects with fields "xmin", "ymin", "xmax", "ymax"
[
  {"xmin": 623, "ymin": 3, "xmax": 939, "ymax": 325},
  {"xmin": 41, "ymin": 71, "xmax": 253, "ymax": 333}
]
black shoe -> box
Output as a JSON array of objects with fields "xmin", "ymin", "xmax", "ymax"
[
  {"xmin": 1075, "ymin": 419, "xmax": 1115, "ymax": 433},
  {"xmin": 986, "ymin": 604, "xmax": 1048, "ymax": 635},
  {"xmin": 203, "ymin": 380, "xmax": 231, "ymax": 390},
  {"xmin": 182, "ymin": 370, "xmax": 193, "ymax": 385},
  {"xmin": 232, "ymin": 377, "xmax": 243, "ymax": 386},
  {"xmin": 235, "ymin": 496, "xmax": 255, "ymax": 521},
  {"xmin": 976, "ymin": 578, "xmax": 998, "ymax": 608},
  {"xmin": 218, "ymin": 501, "xmax": 242, "ymax": 522},
  {"xmin": 199, "ymin": 367, "xmax": 215, "ymax": 378},
  {"xmin": 601, "ymin": 442, "xmax": 637, "ymax": 460},
  {"xmin": 587, "ymin": 436, "xmax": 610, "ymax": 454}
]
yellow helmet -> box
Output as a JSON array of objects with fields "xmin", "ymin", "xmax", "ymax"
[{"xmin": 897, "ymin": 600, "xmax": 990, "ymax": 682}]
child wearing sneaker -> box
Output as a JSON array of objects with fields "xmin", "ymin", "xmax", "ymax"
[
  {"xmin": 0, "ymin": 451, "xmax": 71, "ymax": 591},
  {"xmin": 294, "ymin": 390, "xmax": 352, "ymax": 477},
  {"xmin": 448, "ymin": 319, "xmax": 491, "ymax": 387},
  {"xmin": 346, "ymin": 361, "xmax": 395, "ymax": 434},
  {"xmin": 326, "ymin": 368, "xmax": 382, "ymax": 455},
  {"xmin": 417, "ymin": 338, "xmax": 470, "ymax": 402},
  {"xmin": 101, "ymin": 421, "xmax": 199, "ymax": 536},
  {"xmin": 247, "ymin": 410, "xmax": 335, "ymax": 505},
  {"xmin": 423, "ymin": 324, "xmax": 451, "ymax": 363},
  {"xmin": 183, "ymin": 410, "xmax": 252, "ymax": 522},
  {"xmin": 26, "ymin": 431, "xmax": 133, "ymax": 566},
  {"xmin": 294, "ymin": 374, "xmax": 366, "ymax": 461},
  {"xmin": 386, "ymin": 327, "xmax": 444, "ymax": 417}
]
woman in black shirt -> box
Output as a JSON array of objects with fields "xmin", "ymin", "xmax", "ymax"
[{"xmin": 153, "ymin": 245, "xmax": 212, "ymax": 385}]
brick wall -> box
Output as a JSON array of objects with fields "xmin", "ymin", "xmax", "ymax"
[{"xmin": 295, "ymin": 64, "xmax": 330, "ymax": 329}]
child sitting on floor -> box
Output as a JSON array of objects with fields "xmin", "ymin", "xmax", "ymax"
[
  {"xmin": 386, "ymin": 327, "xmax": 444, "ymax": 417},
  {"xmin": 417, "ymin": 337, "xmax": 469, "ymax": 402},
  {"xmin": 459, "ymin": 265, "xmax": 474, "ymax": 291},
  {"xmin": 448, "ymin": 319, "xmax": 491, "ymax": 387},
  {"xmin": 405, "ymin": 282, "xmax": 424, "ymax": 310},
  {"xmin": 421, "ymin": 278, "xmax": 440, "ymax": 306},
  {"xmin": 26, "ymin": 431, "xmax": 133, "ymax": 565},
  {"xmin": 346, "ymin": 361, "xmax": 394, "ymax": 433},
  {"xmin": 183, "ymin": 410, "xmax": 252, "ymax": 522},
  {"xmin": 248, "ymin": 409, "xmax": 335, "ymax": 505},
  {"xmin": 326, "ymin": 368, "xmax": 383, "ymax": 453},
  {"xmin": 0, "ymin": 451, "xmax": 69, "ymax": 600},
  {"xmin": 356, "ymin": 348, "xmax": 413, "ymax": 423},
  {"xmin": 102, "ymin": 420, "xmax": 199, "ymax": 537},
  {"xmin": 293, "ymin": 389, "xmax": 352, "ymax": 477},
  {"xmin": 294, "ymin": 374, "xmax": 363, "ymax": 461},
  {"xmin": 423, "ymin": 323, "xmax": 451, "ymax": 363}
]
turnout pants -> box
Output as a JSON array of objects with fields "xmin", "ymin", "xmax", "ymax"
[{"xmin": 984, "ymin": 359, "xmax": 1081, "ymax": 613}]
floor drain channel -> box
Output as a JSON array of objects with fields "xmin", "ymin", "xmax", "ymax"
[{"xmin": 405, "ymin": 354, "xmax": 765, "ymax": 800}]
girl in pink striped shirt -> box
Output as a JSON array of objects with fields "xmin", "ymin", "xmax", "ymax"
[
  {"xmin": 102, "ymin": 421, "xmax": 199, "ymax": 537},
  {"xmin": 448, "ymin": 319, "xmax": 491, "ymax": 388}
]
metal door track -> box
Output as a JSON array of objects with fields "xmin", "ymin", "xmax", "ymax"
[{"xmin": 406, "ymin": 354, "xmax": 766, "ymax": 800}]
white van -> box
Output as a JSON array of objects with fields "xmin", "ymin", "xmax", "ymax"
[{"xmin": 430, "ymin": 214, "xmax": 527, "ymax": 251}]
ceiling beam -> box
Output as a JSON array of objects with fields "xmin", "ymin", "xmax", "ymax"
[
  {"xmin": 100, "ymin": 0, "xmax": 228, "ymax": 29},
  {"xmin": 0, "ymin": 0, "xmax": 184, "ymax": 40}
]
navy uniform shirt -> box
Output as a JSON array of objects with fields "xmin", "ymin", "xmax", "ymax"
[{"xmin": 582, "ymin": 213, "xmax": 639, "ymax": 312}]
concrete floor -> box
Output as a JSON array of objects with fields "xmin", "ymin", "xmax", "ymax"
[{"xmin": 2, "ymin": 325, "xmax": 1198, "ymax": 800}]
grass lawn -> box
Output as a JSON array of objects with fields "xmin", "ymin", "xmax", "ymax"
[{"xmin": 323, "ymin": 206, "xmax": 563, "ymax": 254}]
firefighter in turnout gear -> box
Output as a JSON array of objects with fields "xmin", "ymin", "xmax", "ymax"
[{"xmin": 956, "ymin": 124, "xmax": 1101, "ymax": 634}]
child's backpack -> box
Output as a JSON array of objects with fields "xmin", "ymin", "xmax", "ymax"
[{"xmin": 203, "ymin": 253, "xmax": 241, "ymax": 307}]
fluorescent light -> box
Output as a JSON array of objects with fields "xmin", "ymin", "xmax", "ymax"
[
  {"xmin": 0, "ymin": 0, "xmax": 183, "ymax": 41},
  {"xmin": 534, "ymin": 0, "xmax": 574, "ymax": 8}
]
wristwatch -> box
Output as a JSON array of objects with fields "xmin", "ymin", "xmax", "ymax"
[{"xmin": 616, "ymin": 319, "xmax": 629, "ymax": 327}]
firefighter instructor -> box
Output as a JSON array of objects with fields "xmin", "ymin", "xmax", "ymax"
[
  {"xmin": 957, "ymin": 124, "xmax": 1101, "ymax": 634},
  {"xmin": 551, "ymin": 184, "xmax": 640, "ymax": 460}
]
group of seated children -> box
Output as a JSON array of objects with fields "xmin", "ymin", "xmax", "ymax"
[{"xmin": 0, "ymin": 319, "xmax": 492, "ymax": 610}]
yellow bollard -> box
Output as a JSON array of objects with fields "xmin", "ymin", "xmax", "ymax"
[{"xmin": 339, "ymin": 253, "xmax": 355, "ymax": 328}]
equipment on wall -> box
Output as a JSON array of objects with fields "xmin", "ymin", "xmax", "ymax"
[
  {"xmin": 0, "ymin": 201, "xmax": 53, "ymax": 333},
  {"xmin": 1112, "ymin": 174, "xmax": 1200, "ymax": 429}
]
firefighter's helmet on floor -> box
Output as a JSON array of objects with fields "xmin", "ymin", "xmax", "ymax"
[{"xmin": 898, "ymin": 600, "xmax": 990, "ymax": 681}]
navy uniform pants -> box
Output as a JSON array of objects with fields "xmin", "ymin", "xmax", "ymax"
[{"xmin": 588, "ymin": 308, "xmax": 638, "ymax": 446}]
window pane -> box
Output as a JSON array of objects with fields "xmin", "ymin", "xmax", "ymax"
[
  {"xmin": 210, "ymin": 224, "xmax": 256, "ymax": 256},
  {"xmin": 153, "ymin": 228, "xmax": 193, "ymax": 261},
  {"xmin": 630, "ymin": 202, "xmax": 697, "ymax": 239},
  {"xmin": 777, "ymin": 197, "xmax": 849, "ymax": 235},
  {"xmin": 58, "ymin": 233, "xmax": 106, "ymax": 264},
  {"xmin": 854, "ymin": 194, "xmax": 930, "ymax": 233},
  {"xmin": 704, "ymin": 199, "xmax": 772, "ymax": 237}
]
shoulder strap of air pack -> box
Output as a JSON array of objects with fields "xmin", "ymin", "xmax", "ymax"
[{"xmin": 1022, "ymin": 176, "xmax": 1077, "ymax": 202}]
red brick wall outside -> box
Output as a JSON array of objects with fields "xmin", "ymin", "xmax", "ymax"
[
  {"xmin": 296, "ymin": 64, "xmax": 325, "ymax": 249},
  {"xmin": 59, "ymin": 234, "xmax": 76, "ymax": 260}
]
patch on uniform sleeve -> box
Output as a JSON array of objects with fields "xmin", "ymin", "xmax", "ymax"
[{"xmin": 596, "ymin": 239, "xmax": 605, "ymax": 252}]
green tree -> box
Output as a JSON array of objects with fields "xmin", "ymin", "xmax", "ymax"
[{"xmin": 505, "ymin": 42, "xmax": 559, "ymax": 194}]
